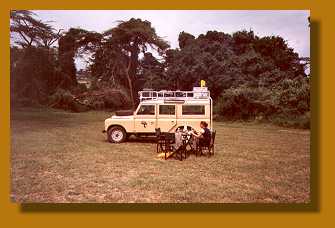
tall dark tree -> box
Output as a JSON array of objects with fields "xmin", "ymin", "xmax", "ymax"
[
  {"xmin": 91, "ymin": 43, "xmax": 130, "ymax": 90},
  {"xmin": 139, "ymin": 52, "xmax": 166, "ymax": 90},
  {"xmin": 58, "ymin": 28, "xmax": 102, "ymax": 89},
  {"xmin": 102, "ymin": 18, "xmax": 169, "ymax": 107},
  {"xmin": 10, "ymin": 10, "xmax": 61, "ymax": 104}
]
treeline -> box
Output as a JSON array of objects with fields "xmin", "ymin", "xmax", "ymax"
[{"xmin": 10, "ymin": 10, "xmax": 310, "ymax": 128}]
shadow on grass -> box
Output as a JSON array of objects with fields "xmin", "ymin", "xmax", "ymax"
[
  {"xmin": 19, "ymin": 21, "xmax": 320, "ymax": 213},
  {"xmin": 100, "ymin": 135, "xmax": 157, "ymax": 144},
  {"xmin": 127, "ymin": 136, "xmax": 157, "ymax": 144}
]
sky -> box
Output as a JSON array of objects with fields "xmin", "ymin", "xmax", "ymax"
[{"xmin": 33, "ymin": 10, "xmax": 310, "ymax": 69}]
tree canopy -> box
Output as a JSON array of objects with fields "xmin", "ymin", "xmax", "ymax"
[
  {"xmin": 10, "ymin": 10, "xmax": 62, "ymax": 48},
  {"xmin": 58, "ymin": 28, "xmax": 102, "ymax": 89},
  {"xmin": 163, "ymin": 30, "xmax": 307, "ymax": 100},
  {"xmin": 91, "ymin": 18, "xmax": 169, "ymax": 107}
]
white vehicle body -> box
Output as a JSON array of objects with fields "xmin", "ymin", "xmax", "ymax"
[{"xmin": 103, "ymin": 87, "xmax": 213, "ymax": 143}]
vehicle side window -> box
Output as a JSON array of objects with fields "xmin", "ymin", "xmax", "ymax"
[
  {"xmin": 159, "ymin": 105, "xmax": 175, "ymax": 115},
  {"xmin": 137, "ymin": 105, "xmax": 155, "ymax": 115},
  {"xmin": 182, "ymin": 105, "xmax": 205, "ymax": 115}
]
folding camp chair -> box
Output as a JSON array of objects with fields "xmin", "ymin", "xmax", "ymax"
[
  {"xmin": 196, "ymin": 130, "xmax": 216, "ymax": 157},
  {"xmin": 155, "ymin": 128, "xmax": 175, "ymax": 159},
  {"xmin": 173, "ymin": 143, "xmax": 187, "ymax": 161}
]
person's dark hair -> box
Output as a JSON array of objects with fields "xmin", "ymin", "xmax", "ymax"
[{"xmin": 200, "ymin": 121, "xmax": 208, "ymax": 128}]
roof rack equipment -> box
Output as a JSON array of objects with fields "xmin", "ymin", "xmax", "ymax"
[{"xmin": 138, "ymin": 87, "xmax": 210, "ymax": 102}]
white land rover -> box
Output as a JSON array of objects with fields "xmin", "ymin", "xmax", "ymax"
[{"xmin": 103, "ymin": 87, "xmax": 213, "ymax": 143}]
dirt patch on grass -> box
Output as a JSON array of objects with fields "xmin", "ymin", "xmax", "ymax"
[{"xmin": 11, "ymin": 108, "xmax": 310, "ymax": 203}]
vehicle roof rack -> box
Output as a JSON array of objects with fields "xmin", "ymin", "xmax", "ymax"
[{"xmin": 138, "ymin": 87, "xmax": 210, "ymax": 102}]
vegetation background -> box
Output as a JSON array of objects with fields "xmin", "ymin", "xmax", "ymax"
[{"xmin": 10, "ymin": 10, "xmax": 310, "ymax": 128}]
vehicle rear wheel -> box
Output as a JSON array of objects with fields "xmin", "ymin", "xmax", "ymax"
[{"xmin": 107, "ymin": 126, "xmax": 126, "ymax": 143}]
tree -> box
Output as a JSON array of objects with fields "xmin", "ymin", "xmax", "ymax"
[
  {"xmin": 165, "ymin": 31, "xmax": 235, "ymax": 98},
  {"xmin": 58, "ymin": 28, "xmax": 102, "ymax": 89},
  {"xmin": 10, "ymin": 10, "xmax": 61, "ymax": 49},
  {"xmin": 139, "ymin": 52, "xmax": 166, "ymax": 90},
  {"xmin": 10, "ymin": 46, "xmax": 58, "ymax": 104},
  {"xmin": 178, "ymin": 31, "xmax": 195, "ymax": 49},
  {"xmin": 91, "ymin": 43, "xmax": 131, "ymax": 90},
  {"xmin": 10, "ymin": 10, "xmax": 62, "ymax": 105},
  {"xmin": 102, "ymin": 18, "xmax": 169, "ymax": 107},
  {"xmin": 164, "ymin": 30, "xmax": 308, "ymax": 100}
]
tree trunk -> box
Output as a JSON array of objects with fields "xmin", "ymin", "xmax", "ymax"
[
  {"xmin": 125, "ymin": 60, "xmax": 135, "ymax": 109},
  {"xmin": 124, "ymin": 45, "xmax": 140, "ymax": 109},
  {"xmin": 58, "ymin": 35, "xmax": 77, "ymax": 89}
]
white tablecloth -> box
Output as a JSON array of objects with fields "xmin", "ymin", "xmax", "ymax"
[{"xmin": 174, "ymin": 131, "xmax": 197, "ymax": 150}]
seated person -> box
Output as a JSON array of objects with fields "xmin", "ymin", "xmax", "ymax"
[{"xmin": 191, "ymin": 121, "xmax": 211, "ymax": 146}]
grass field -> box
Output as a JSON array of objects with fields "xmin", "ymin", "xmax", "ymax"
[{"xmin": 10, "ymin": 107, "xmax": 310, "ymax": 203}]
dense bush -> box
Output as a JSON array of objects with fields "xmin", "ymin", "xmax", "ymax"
[
  {"xmin": 214, "ymin": 77, "xmax": 310, "ymax": 128},
  {"xmin": 214, "ymin": 86, "xmax": 274, "ymax": 120},
  {"xmin": 10, "ymin": 47, "xmax": 58, "ymax": 105}
]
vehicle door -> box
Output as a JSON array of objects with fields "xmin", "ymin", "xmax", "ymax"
[
  {"xmin": 156, "ymin": 104, "xmax": 177, "ymax": 132},
  {"xmin": 134, "ymin": 104, "xmax": 157, "ymax": 133}
]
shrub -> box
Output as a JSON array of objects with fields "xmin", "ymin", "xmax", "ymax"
[
  {"xmin": 11, "ymin": 47, "xmax": 57, "ymax": 105},
  {"xmin": 214, "ymin": 77, "xmax": 310, "ymax": 128},
  {"xmin": 214, "ymin": 85, "xmax": 275, "ymax": 120},
  {"xmin": 270, "ymin": 112, "xmax": 310, "ymax": 129}
]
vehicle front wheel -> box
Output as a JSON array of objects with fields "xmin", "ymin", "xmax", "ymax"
[{"xmin": 107, "ymin": 126, "xmax": 126, "ymax": 143}]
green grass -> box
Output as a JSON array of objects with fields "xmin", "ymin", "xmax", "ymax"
[{"xmin": 11, "ymin": 107, "xmax": 310, "ymax": 203}]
